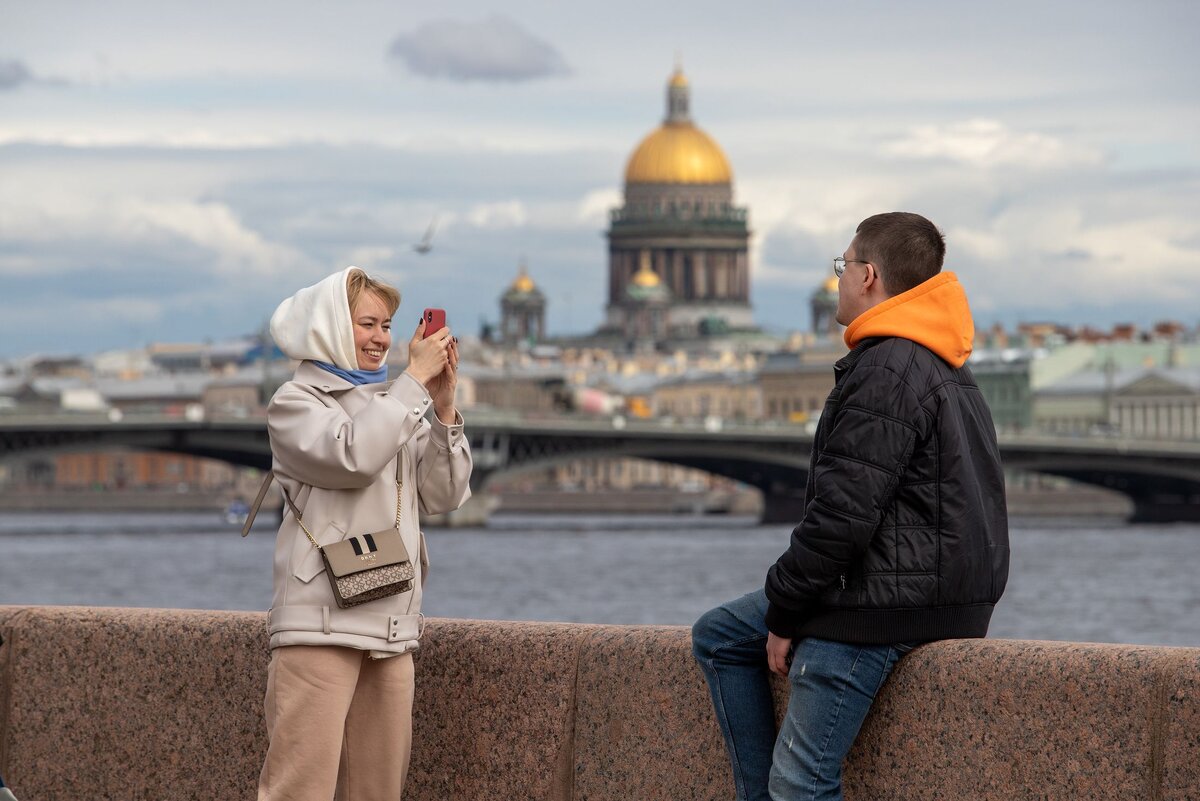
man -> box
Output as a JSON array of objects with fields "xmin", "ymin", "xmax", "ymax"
[{"xmin": 692, "ymin": 212, "xmax": 1009, "ymax": 801}]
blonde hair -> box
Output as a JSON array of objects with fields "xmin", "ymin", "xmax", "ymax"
[{"xmin": 346, "ymin": 269, "xmax": 401, "ymax": 316}]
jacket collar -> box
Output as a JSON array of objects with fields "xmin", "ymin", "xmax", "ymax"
[
  {"xmin": 833, "ymin": 337, "xmax": 884, "ymax": 378},
  {"xmin": 291, "ymin": 359, "xmax": 357, "ymax": 392}
]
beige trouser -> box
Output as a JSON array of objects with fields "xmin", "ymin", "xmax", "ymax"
[{"xmin": 258, "ymin": 645, "xmax": 415, "ymax": 801}]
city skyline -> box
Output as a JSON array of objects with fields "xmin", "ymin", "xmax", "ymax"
[{"xmin": 2, "ymin": 0, "xmax": 1198, "ymax": 358}]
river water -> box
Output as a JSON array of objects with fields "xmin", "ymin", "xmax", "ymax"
[{"xmin": 0, "ymin": 512, "xmax": 1196, "ymax": 647}]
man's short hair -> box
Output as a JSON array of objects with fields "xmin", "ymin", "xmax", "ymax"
[{"xmin": 854, "ymin": 212, "xmax": 945, "ymax": 295}]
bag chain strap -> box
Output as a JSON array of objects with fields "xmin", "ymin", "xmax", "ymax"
[{"xmin": 284, "ymin": 453, "xmax": 404, "ymax": 551}]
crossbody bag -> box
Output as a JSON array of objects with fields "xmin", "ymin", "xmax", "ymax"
[{"xmin": 242, "ymin": 453, "xmax": 416, "ymax": 608}]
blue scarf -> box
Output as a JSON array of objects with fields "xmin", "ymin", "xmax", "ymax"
[{"xmin": 313, "ymin": 360, "xmax": 388, "ymax": 386}]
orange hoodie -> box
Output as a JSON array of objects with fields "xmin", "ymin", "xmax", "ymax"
[{"xmin": 843, "ymin": 271, "xmax": 974, "ymax": 368}]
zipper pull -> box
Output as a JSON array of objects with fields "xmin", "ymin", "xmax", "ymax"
[{"xmin": 840, "ymin": 574, "xmax": 847, "ymax": 590}]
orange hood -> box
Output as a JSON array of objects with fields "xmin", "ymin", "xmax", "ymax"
[{"xmin": 843, "ymin": 272, "xmax": 974, "ymax": 368}]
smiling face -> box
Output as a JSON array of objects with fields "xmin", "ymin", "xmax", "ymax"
[{"xmin": 351, "ymin": 290, "xmax": 392, "ymax": 370}]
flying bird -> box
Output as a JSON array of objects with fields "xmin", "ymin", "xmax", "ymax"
[{"xmin": 413, "ymin": 217, "xmax": 438, "ymax": 254}]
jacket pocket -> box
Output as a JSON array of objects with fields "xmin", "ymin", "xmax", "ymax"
[{"xmin": 293, "ymin": 521, "xmax": 347, "ymax": 583}]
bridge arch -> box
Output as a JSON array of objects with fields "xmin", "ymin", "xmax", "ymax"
[
  {"xmin": 4, "ymin": 415, "xmax": 1200, "ymax": 523},
  {"xmin": 478, "ymin": 439, "xmax": 812, "ymax": 523}
]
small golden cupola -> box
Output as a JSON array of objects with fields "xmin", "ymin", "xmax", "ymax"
[
  {"xmin": 511, "ymin": 266, "xmax": 536, "ymax": 294},
  {"xmin": 632, "ymin": 263, "xmax": 662, "ymax": 289},
  {"xmin": 499, "ymin": 260, "xmax": 546, "ymax": 345},
  {"xmin": 627, "ymin": 251, "xmax": 671, "ymax": 303}
]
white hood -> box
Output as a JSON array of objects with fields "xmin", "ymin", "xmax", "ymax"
[{"xmin": 270, "ymin": 266, "xmax": 376, "ymax": 371}]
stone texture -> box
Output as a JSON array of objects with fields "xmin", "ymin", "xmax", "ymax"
[
  {"xmin": 0, "ymin": 605, "xmax": 268, "ymax": 801},
  {"xmin": 0, "ymin": 606, "xmax": 19, "ymax": 782},
  {"xmin": 0, "ymin": 607, "xmax": 1197, "ymax": 801},
  {"xmin": 571, "ymin": 625, "xmax": 731, "ymax": 801},
  {"xmin": 408, "ymin": 617, "xmax": 589, "ymax": 801},
  {"xmin": 0, "ymin": 608, "xmax": 591, "ymax": 801},
  {"xmin": 1161, "ymin": 648, "xmax": 1200, "ymax": 801},
  {"xmin": 846, "ymin": 639, "xmax": 1174, "ymax": 801}
]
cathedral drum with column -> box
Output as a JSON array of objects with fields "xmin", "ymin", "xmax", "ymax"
[
  {"xmin": 499, "ymin": 262, "xmax": 546, "ymax": 345},
  {"xmin": 606, "ymin": 66, "xmax": 754, "ymax": 341}
]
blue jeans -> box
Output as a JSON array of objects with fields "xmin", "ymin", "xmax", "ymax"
[{"xmin": 692, "ymin": 590, "xmax": 913, "ymax": 801}]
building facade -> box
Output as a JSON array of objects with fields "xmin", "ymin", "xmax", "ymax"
[
  {"xmin": 603, "ymin": 67, "xmax": 753, "ymax": 343},
  {"xmin": 652, "ymin": 371, "xmax": 762, "ymax": 422},
  {"xmin": 1109, "ymin": 369, "xmax": 1200, "ymax": 439},
  {"xmin": 758, "ymin": 351, "xmax": 839, "ymax": 423},
  {"xmin": 970, "ymin": 355, "xmax": 1033, "ymax": 432}
]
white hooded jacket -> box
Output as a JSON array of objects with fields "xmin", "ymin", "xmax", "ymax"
[{"xmin": 265, "ymin": 268, "xmax": 472, "ymax": 654}]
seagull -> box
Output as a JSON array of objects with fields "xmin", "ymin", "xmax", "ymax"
[{"xmin": 413, "ymin": 217, "xmax": 438, "ymax": 254}]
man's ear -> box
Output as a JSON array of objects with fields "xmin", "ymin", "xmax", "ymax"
[
  {"xmin": 864, "ymin": 263, "xmax": 884, "ymax": 295},
  {"xmin": 863, "ymin": 262, "xmax": 878, "ymax": 289}
]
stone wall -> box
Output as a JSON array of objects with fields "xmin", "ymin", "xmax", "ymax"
[{"xmin": 0, "ymin": 605, "xmax": 1196, "ymax": 800}]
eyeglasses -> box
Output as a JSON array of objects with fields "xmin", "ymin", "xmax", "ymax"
[{"xmin": 832, "ymin": 257, "xmax": 869, "ymax": 278}]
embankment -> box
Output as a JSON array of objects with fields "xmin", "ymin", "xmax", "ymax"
[{"xmin": 0, "ymin": 606, "xmax": 1195, "ymax": 800}]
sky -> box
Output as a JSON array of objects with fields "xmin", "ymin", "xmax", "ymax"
[{"xmin": 2, "ymin": 0, "xmax": 1198, "ymax": 359}]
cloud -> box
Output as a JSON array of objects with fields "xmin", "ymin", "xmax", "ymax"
[
  {"xmin": 133, "ymin": 199, "xmax": 312, "ymax": 276},
  {"xmin": 343, "ymin": 246, "xmax": 398, "ymax": 272},
  {"xmin": 387, "ymin": 15, "xmax": 569, "ymax": 82},
  {"xmin": 946, "ymin": 203, "xmax": 1200, "ymax": 321},
  {"xmin": 1, "ymin": 117, "xmax": 1194, "ymax": 357},
  {"xmin": 0, "ymin": 194, "xmax": 310, "ymax": 279},
  {"xmin": 576, "ymin": 188, "xmax": 621, "ymax": 225},
  {"xmin": 466, "ymin": 199, "xmax": 527, "ymax": 229},
  {"xmin": 0, "ymin": 296, "xmax": 166, "ymax": 350},
  {"xmin": 885, "ymin": 119, "xmax": 1104, "ymax": 169},
  {"xmin": 0, "ymin": 59, "xmax": 34, "ymax": 91}
]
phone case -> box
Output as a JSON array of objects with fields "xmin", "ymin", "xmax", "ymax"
[{"xmin": 423, "ymin": 308, "xmax": 446, "ymax": 338}]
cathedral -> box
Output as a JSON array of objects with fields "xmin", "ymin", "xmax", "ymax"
[
  {"xmin": 499, "ymin": 65, "xmax": 760, "ymax": 348},
  {"xmin": 603, "ymin": 66, "xmax": 754, "ymax": 343}
]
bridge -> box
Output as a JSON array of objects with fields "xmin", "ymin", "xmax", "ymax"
[{"xmin": 2, "ymin": 412, "xmax": 1200, "ymax": 522}]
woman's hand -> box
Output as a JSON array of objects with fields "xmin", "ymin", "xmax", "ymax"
[
  {"xmin": 426, "ymin": 335, "xmax": 459, "ymax": 424},
  {"xmin": 404, "ymin": 319, "xmax": 458, "ymax": 424}
]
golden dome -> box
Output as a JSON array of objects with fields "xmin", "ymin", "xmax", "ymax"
[
  {"xmin": 625, "ymin": 124, "xmax": 732, "ymax": 184},
  {"xmin": 624, "ymin": 66, "xmax": 732, "ymax": 185},
  {"xmin": 823, "ymin": 276, "xmax": 840, "ymax": 293},
  {"xmin": 632, "ymin": 264, "xmax": 662, "ymax": 288},
  {"xmin": 509, "ymin": 262, "xmax": 538, "ymax": 294}
]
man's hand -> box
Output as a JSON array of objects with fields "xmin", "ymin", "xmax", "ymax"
[{"xmin": 767, "ymin": 632, "xmax": 793, "ymax": 677}]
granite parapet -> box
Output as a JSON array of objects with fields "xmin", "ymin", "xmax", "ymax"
[{"xmin": 0, "ymin": 606, "xmax": 1196, "ymax": 800}]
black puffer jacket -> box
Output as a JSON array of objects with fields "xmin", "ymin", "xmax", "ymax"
[{"xmin": 764, "ymin": 333, "xmax": 1009, "ymax": 644}]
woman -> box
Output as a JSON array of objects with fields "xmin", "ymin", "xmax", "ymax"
[{"xmin": 258, "ymin": 266, "xmax": 472, "ymax": 800}]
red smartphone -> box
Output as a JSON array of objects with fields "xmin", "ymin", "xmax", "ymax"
[{"xmin": 422, "ymin": 308, "xmax": 446, "ymax": 338}]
